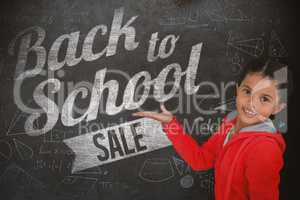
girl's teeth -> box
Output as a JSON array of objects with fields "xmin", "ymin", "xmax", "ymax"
[{"xmin": 244, "ymin": 108, "xmax": 256, "ymax": 116}]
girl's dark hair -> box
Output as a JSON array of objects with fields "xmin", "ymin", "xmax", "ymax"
[{"xmin": 237, "ymin": 57, "xmax": 293, "ymax": 101}]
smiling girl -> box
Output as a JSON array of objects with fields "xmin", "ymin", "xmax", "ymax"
[{"xmin": 132, "ymin": 58, "xmax": 289, "ymax": 200}]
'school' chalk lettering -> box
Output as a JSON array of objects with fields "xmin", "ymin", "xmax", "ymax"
[{"xmin": 9, "ymin": 7, "xmax": 203, "ymax": 136}]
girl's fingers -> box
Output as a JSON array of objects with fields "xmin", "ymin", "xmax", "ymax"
[
  {"xmin": 132, "ymin": 111, "xmax": 167, "ymax": 122},
  {"xmin": 132, "ymin": 111, "xmax": 159, "ymax": 118}
]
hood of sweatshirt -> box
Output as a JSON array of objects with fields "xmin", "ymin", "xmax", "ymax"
[{"xmin": 222, "ymin": 110, "xmax": 286, "ymax": 153}]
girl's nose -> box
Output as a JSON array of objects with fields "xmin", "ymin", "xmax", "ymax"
[
  {"xmin": 245, "ymin": 96, "xmax": 252, "ymax": 105},
  {"xmin": 249, "ymin": 95, "xmax": 259, "ymax": 110}
]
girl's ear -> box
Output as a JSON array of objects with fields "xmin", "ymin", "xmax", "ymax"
[{"xmin": 272, "ymin": 102, "xmax": 286, "ymax": 115}]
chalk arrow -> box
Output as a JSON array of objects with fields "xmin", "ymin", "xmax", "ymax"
[{"xmin": 64, "ymin": 118, "xmax": 172, "ymax": 173}]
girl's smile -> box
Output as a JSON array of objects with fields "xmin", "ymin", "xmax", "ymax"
[{"xmin": 242, "ymin": 106, "xmax": 258, "ymax": 118}]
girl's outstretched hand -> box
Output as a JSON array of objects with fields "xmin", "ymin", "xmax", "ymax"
[{"xmin": 132, "ymin": 104, "xmax": 173, "ymax": 123}]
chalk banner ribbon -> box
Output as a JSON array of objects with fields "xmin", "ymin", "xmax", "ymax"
[{"xmin": 63, "ymin": 118, "xmax": 172, "ymax": 173}]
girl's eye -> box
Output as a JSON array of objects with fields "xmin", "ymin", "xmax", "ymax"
[
  {"xmin": 242, "ymin": 88, "xmax": 251, "ymax": 95},
  {"xmin": 260, "ymin": 96, "xmax": 270, "ymax": 103}
]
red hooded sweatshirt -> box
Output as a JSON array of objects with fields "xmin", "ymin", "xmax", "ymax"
[{"xmin": 162, "ymin": 111, "xmax": 285, "ymax": 200}]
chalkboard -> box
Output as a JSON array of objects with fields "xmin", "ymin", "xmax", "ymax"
[{"xmin": 0, "ymin": 0, "xmax": 295, "ymax": 199}]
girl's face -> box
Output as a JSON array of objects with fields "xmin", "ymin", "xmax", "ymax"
[{"xmin": 236, "ymin": 72, "xmax": 285, "ymax": 127}]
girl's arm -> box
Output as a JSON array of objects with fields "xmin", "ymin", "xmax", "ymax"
[{"xmin": 162, "ymin": 115, "xmax": 222, "ymax": 170}]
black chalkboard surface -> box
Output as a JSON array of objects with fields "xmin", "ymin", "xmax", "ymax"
[{"xmin": 0, "ymin": 0, "xmax": 296, "ymax": 200}]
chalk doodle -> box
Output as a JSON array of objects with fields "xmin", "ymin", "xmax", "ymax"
[
  {"xmin": 73, "ymin": 166, "xmax": 109, "ymax": 176},
  {"xmin": 43, "ymin": 128, "xmax": 77, "ymax": 143},
  {"xmin": 6, "ymin": 100, "xmax": 44, "ymax": 136},
  {"xmin": 172, "ymin": 156, "xmax": 195, "ymax": 188},
  {"xmin": 5, "ymin": 110, "xmax": 28, "ymax": 136},
  {"xmin": 38, "ymin": 143, "xmax": 53, "ymax": 155},
  {"xmin": 204, "ymin": 0, "xmax": 251, "ymax": 23},
  {"xmin": 0, "ymin": 164, "xmax": 45, "ymax": 190},
  {"xmin": 268, "ymin": 30, "xmax": 288, "ymax": 58},
  {"xmin": 54, "ymin": 1, "xmax": 92, "ymax": 32},
  {"xmin": 212, "ymin": 98, "xmax": 236, "ymax": 112},
  {"xmin": 172, "ymin": 156, "xmax": 185, "ymax": 176},
  {"xmin": 227, "ymin": 32, "xmax": 264, "ymax": 57},
  {"xmin": 158, "ymin": 0, "xmax": 214, "ymax": 29},
  {"xmin": 13, "ymin": 138, "xmax": 33, "ymax": 160},
  {"xmin": 200, "ymin": 176, "xmax": 214, "ymax": 193},
  {"xmin": 40, "ymin": 15, "xmax": 54, "ymax": 26},
  {"xmin": 159, "ymin": 5, "xmax": 190, "ymax": 27},
  {"xmin": 0, "ymin": 139, "xmax": 13, "ymax": 161},
  {"xmin": 172, "ymin": 156, "xmax": 192, "ymax": 176},
  {"xmin": 97, "ymin": 181, "xmax": 113, "ymax": 191},
  {"xmin": 180, "ymin": 174, "xmax": 194, "ymax": 188},
  {"xmin": 232, "ymin": 52, "xmax": 245, "ymax": 68},
  {"xmin": 229, "ymin": 52, "xmax": 245, "ymax": 74},
  {"xmin": 138, "ymin": 158, "xmax": 175, "ymax": 182},
  {"xmin": 225, "ymin": 38, "xmax": 247, "ymax": 76},
  {"xmin": 96, "ymin": 181, "xmax": 132, "ymax": 193},
  {"xmin": 224, "ymin": 8, "xmax": 251, "ymax": 23},
  {"xmin": 203, "ymin": 0, "xmax": 225, "ymax": 22},
  {"xmin": 39, "ymin": 142, "xmax": 74, "ymax": 155},
  {"xmin": 33, "ymin": 159, "xmax": 47, "ymax": 169},
  {"xmin": 196, "ymin": 171, "xmax": 214, "ymax": 194},
  {"xmin": 54, "ymin": 176, "xmax": 97, "ymax": 199},
  {"xmin": 33, "ymin": 159, "xmax": 72, "ymax": 173}
]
